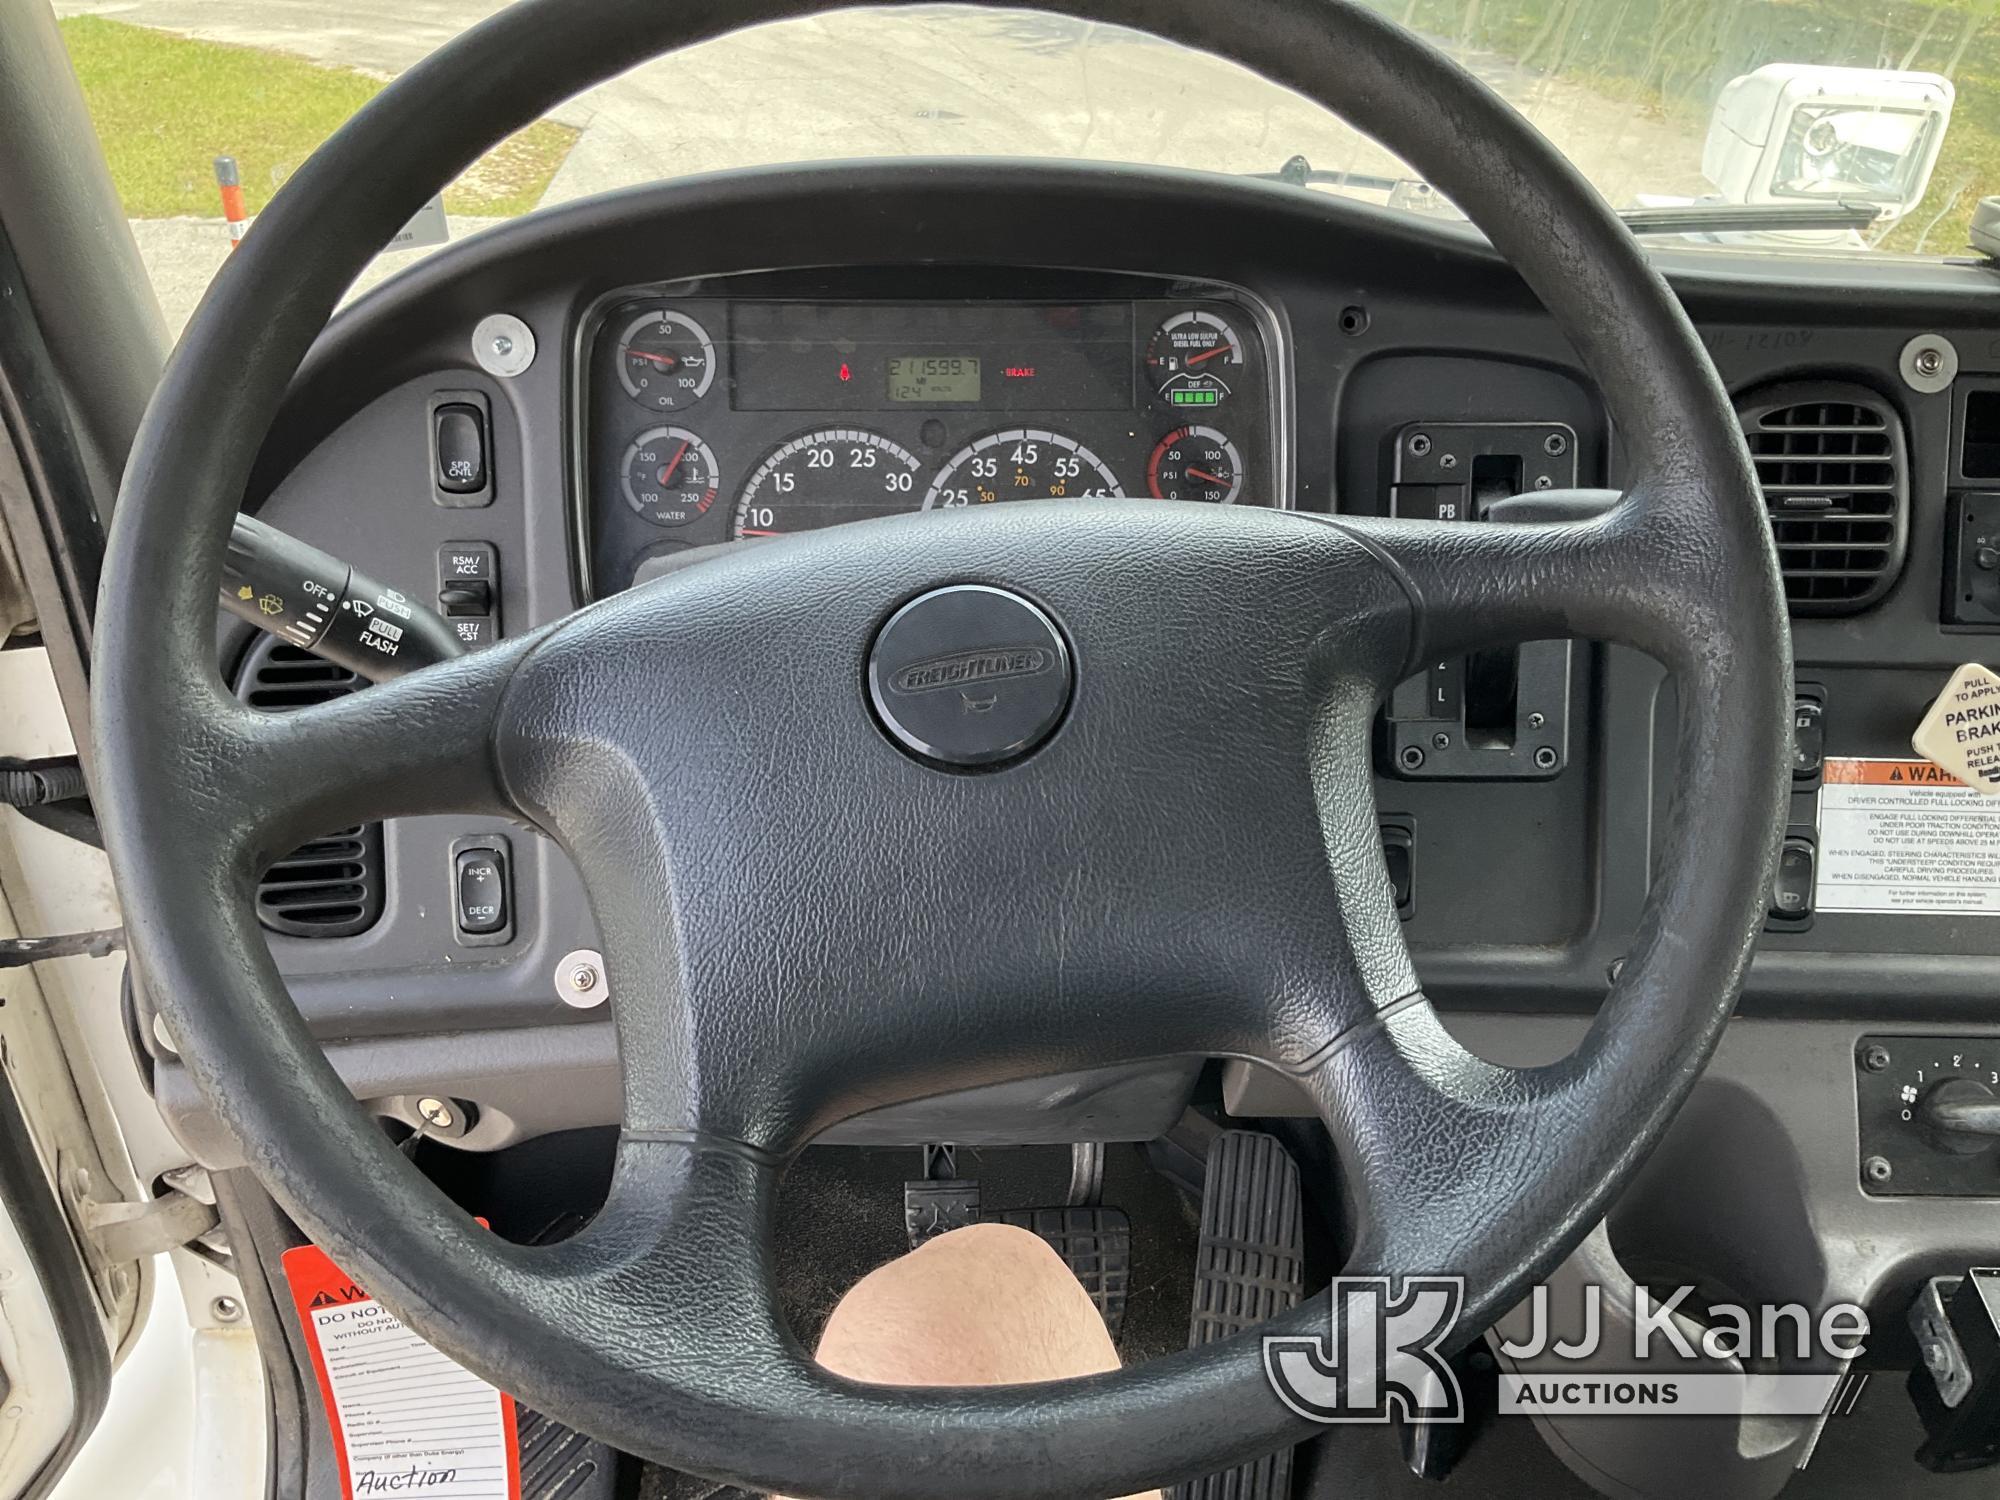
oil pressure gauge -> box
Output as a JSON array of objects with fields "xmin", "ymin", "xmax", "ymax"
[{"xmin": 615, "ymin": 308, "xmax": 716, "ymax": 411}]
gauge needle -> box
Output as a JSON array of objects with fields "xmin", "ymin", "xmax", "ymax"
[
  {"xmin": 737, "ymin": 528, "xmax": 781, "ymax": 537},
  {"xmin": 1185, "ymin": 345, "xmax": 1235, "ymax": 366},
  {"xmin": 628, "ymin": 349, "xmax": 678, "ymax": 368},
  {"xmin": 1186, "ymin": 467, "xmax": 1230, "ymax": 486},
  {"xmin": 657, "ymin": 441, "xmax": 691, "ymax": 486}
]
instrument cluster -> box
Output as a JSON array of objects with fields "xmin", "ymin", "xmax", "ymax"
[{"xmin": 581, "ymin": 287, "xmax": 1281, "ymax": 594}]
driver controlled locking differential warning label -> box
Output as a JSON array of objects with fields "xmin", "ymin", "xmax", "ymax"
[
  {"xmin": 1815, "ymin": 757, "xmax": 2000, "ymax": 915},
  {"xmin": 283, "ymin": 1243, "xmax": 521, "ymax": 1499}
]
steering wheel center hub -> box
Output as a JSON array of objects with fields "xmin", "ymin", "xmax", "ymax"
[{"xmin": 866, "ymin": 583, "xmax": 1073, "ymax": 767}]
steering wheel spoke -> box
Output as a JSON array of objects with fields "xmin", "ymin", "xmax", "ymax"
[
  {"xmin": 207, "ymin": 632, "xmax": 536, "ymax": 863},
  {"xmin": 1325, "ymin": 491, "xmax": 1732, "ymax": 684}
]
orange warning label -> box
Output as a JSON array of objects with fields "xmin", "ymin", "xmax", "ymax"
[
  {"xmin": 283, "ymin": 1242, "xmax": 521, "ymax": 1500},
  {"xmin": 1816, "ymin": 757, "xmax": 2000, "ymax": 915},
  {"xmin": 1823, "ymin": 758, "xmax": 1973, "ymax": 788}
]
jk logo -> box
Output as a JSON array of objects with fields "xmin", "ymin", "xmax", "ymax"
[{"xmin": 1262, "ymin": 1276, "xmax": 1466, "ymax": 1424}]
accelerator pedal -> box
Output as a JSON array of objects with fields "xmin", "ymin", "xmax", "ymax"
[{"xmin": 1175, "ymin": 1130, "xmax": 1306, "ymax": 1500}]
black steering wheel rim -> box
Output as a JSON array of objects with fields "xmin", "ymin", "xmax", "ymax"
[{"xmin": 92, "ymin": 1, "xmax": 1792, "ymax": 1496}]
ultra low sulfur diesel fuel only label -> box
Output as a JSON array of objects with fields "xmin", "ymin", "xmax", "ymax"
[{"xmin": 1815, "ymin": 757, "xmax": 2000, "ymax": 915}]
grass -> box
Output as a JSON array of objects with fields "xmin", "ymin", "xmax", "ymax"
[{"xmin": 60, "ymin": 15, "xmax": 577, "ymax": 220}]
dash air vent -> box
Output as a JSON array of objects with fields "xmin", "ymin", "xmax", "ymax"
[
  {"xmin": 232, "ymin": 637, "xmax": 384, "ymax": 938},
  {"xmin": 1737, "ymin": 384, "xmax": 1908, "ymax": 614}
]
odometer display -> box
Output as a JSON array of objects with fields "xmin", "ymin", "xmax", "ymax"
[
  {"xmin": 732, "ymin": 428, "xmax": 924, "ymax": 538},
  {"xmin": 887, "ymin": 356, "xmax": 980, "ymax": 404},
  {"xmin": 923, "ymin": 429, "xmax": 1123, "ymax": 510}
]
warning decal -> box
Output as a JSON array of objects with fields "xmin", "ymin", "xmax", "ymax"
[
  {"xmin": 283, "ymin": 1242, "xmax": 521, "ymax": 1500},
  {"xmin": 1816, "ymin": 757, "xmax": 2000, "ymax": 915}
]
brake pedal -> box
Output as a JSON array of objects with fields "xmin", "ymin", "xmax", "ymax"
[
  {"xmin": 1176, "ymin": 1130, "xmax": 1306, "ymax": 1500},
  {"xmin": 993, "ymin": 1205, "xmax": 1132, "ymax": 1340}
]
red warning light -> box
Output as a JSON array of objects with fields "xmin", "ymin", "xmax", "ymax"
[
  {"xmin": 838, "ymin": 362, "xmax": 853, "ymax": 382},
  {"xmin": 1004, "ymin": 365, "xmax": 1036, "ymax": 379}
]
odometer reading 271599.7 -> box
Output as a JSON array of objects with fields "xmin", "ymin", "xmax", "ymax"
[
  {"xmin": 731, "ymin": 429, "xmax": 924, "ymax": 539},
  {"xmin": 923, "ymin": 430, "xmax": 1123, "ymax": 510}
]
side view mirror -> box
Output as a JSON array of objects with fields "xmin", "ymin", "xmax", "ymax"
[{"xmin": 1704, "ymin": 64, "xmax": 1954, "ymax": 226}]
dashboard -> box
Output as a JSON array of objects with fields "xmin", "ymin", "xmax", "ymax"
[
  {"xmin": 154, "ymin": 164, "xmax": 2000, "ymax": 1356},
  {"xmin": 580, "ymin": 285, "xmax": 1281, "ymax": 594}
]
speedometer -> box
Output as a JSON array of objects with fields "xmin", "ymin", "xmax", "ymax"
[
  {"xmin": 732, "ymin": 428, "xmax": 924, "ymax": 539},
  {"xmin": 923, "ymin": 430, "xmax": 1123, "ymax": 510}
]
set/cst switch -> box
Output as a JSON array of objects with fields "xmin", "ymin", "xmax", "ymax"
[{"xmin": 438, "ymin": 543, "xmax": 500, "ymax": 649}]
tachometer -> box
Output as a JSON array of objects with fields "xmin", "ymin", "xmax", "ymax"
[
  {"xmin": 619, "ymin": 426, "xmax": 719, "ymax": 527},
  {"xmin": 1147, "ymin": 426, "xmax": 1244, "ymax": 505},
  {"xmin": 732, "ymin": 429, "xmax": 924, "ymax": 538},
  {"xmin": 923, "ymin": 430, "xmax": 1123, "ymax": 510},
  {"xmin": 1145, "ymin": 310, "xmax": 1244, "ymax": 410},
  {"xmin": 615, "ymin": 308, "xmax": 716, "ymax": 411}
]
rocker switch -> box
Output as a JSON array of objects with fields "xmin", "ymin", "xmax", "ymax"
[
  {"xmin": 437, "ymin": 543, "xmax": 499, "ymax": 649},
  {"xmin": 453, "ymin": 846, "xmax": 508, "ymax": 938},
  {"xmin": 434, "ymin": 405, "xmax": 486, "ymax": 493}
]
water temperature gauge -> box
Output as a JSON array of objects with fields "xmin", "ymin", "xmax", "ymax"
[{"xmin": 620, "ymin": 426, "xmax": 719, "ymax": 527}]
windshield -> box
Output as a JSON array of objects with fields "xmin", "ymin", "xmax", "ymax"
[{"xmin": 57, "ymin": 0, "xmax": 1999, "ymax": 332}]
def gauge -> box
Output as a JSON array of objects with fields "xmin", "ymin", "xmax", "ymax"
[
  {"xmin": 620, "ymin": 426, "xmax": 719, "ymax": 527},
  {"xmin": 615, "ymin": 308, "xmax": 716, "ymax": 411},
  {"xmin": 1148, "ymin": 426, "xmax": 1243, "ymax": 504},
  {"xmin": 1146, "ymin": 310, "xmax": 1244, "ymax": 410}
]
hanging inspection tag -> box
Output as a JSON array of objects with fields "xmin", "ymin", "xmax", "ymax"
[
  {"xmin": 1912, "ymin": 663, "xmax": 2000, "ymax": 795},
  {"xmin": 283, "ymin": 1241, "xmax": 521, "ymax": 1500}
]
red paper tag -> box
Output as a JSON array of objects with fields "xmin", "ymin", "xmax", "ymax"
[{"xmin": 282, "ymin": 1241, "xmax": 522, "ymax": 1500}]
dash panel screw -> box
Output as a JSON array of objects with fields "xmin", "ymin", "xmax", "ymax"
[{"xmin": 1863, "ymin": 1155, "xmax": 1893, "ymax": 1185}]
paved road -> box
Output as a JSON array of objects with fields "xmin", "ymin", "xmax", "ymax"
[{"xmin": 58, "ymin": 0, "xmax": 1709, "ymax": 336}]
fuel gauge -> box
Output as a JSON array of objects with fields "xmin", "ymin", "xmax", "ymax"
[{"xmin": 1146, "ymin": 310, "xmax": 1244, "ymax": 409}]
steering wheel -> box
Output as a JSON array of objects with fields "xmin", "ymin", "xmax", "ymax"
[{"xmin": 91, "ymin": 0, "xmax": 1790, "ymax": 1493}]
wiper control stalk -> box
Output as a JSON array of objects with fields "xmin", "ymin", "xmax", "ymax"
[{"xmin": 220, "ymin": 514, "xmax": 464, "ymax": 683}]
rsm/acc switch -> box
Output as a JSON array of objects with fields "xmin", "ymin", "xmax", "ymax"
[
  {"xmin": 438, "ymin": 543, "xmax": 500, "ymax": 649},
  {"xmin": 451, "ymin": 835, "xmax": 512, "ymax": 947}
]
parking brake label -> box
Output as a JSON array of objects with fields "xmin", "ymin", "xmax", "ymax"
[{"xmin": 1816, "ymin": 757, "xmax": 2000, "ymax": 915}]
